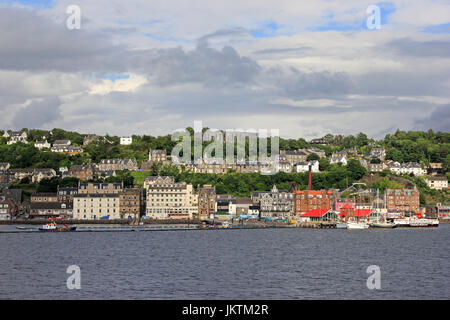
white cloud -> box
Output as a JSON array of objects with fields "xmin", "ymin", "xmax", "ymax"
[
  {"xmin": 0, "ymin": 1, "xmax": 449, "ymax": 138},
  {"xmin": 89, "ymin": 74, "xmax": 148, "ymax": 95}
]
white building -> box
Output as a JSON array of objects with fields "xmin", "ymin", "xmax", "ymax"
[
  {"xmin": 278, "ymin": 160, "xmax": 293, "ymax": 173},
  {"xmin": 120, "ymin": 136, "xmax": 132, "ymax": 145},
  {"xmin": 34, "ymin": 140, "xmax": 51, "ymax": 150},
  {"xmin": 144, "ymin": 176, "xmax": 198, "ymax": 219},
  {"xmin": 295, "ymin": 160, "xmax": 320, "ymax": 173},
  {"xmin": 385, "ymin": 160, "xmax": 401, "ymax": 174},
  {"xmin": 424, "ymin": 176, "xmax": 448, "ymax": 190},
  {"xmin": 330, "ymin": 152, "xmax": 347, "ymax": 166},
  {"xmin": 399, "ymin": 162, "xmax": 427, "ymax": 176},
  {"xmin": 73, "ymin": 193, "xmax": 121, "ymax": 220},
  {"xmin": 6, "ymin": 131, "xmax": 28, "ymax": 145},
  {"xmin": 53, "ymin": 139, "xmax": 71, "ymax": 146}
]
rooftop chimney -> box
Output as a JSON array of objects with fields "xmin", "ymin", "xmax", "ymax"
[{"xmin": 308, "ymin": 164, "xmax": 312, "ymax": 191}]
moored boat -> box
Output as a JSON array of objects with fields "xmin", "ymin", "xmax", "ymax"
[
  {"xmin": 369, "ymin": 221, "xmax": 397, "ymax": 228},
  {"xmin": 347, "ymin": 222, "xmax": 369, "ymax": 229},
  {"xmin": 394, "ymin": 217, "xmax": 439, "ymax": 228},
  {"xmin": 336, "ymin": 222, "xmax": 347, "ymax": 229},
  {"xmin": 39, "ymin": 222, "xmax": 57, "ymax": 231},
  {"xmin": 39, "ymin": 223, "xmax": 77, "ymax": 232}
]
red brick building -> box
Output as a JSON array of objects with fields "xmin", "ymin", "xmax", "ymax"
[
  {"xmin": 386, "ymin": 188, "xmax": 420, "ymax": 216},
  {"xmin": 294, "ymin": 190, "xmax": 333, "ymax": 214}
]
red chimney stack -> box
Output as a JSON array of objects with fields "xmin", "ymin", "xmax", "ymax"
[{"xmin": 308, "ymin": 164, "xmax": 312, "ymax": 191}]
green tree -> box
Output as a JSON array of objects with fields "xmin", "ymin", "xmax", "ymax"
[
  {"xmin": 319, "ymin": 158, "xmax": 330, "ymax": 171},
  {"xmin": 306, "ymin": 153, "xmax": 320, "ymax": 161},
  {"xmin": 346, "ymin": 159, "xmax": 367, "ymax": 181}
]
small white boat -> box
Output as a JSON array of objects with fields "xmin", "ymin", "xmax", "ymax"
[
  {"xmin": 369, "ymin": 221, "xmax": 397, "ymax": 228},
  {"xmin": 336, "ymin": 222, "xmax": 347, "ymax": 229},
  {"xmin": 347, "ymin": 222, "xmax": 369, "ymax": 229}
]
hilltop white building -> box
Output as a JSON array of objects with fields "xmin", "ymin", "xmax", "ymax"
[
  {"xmin": 120, "ymin": 137, "xmax": 132, "ymax": 145},
  {"xmin": 295, "ymin": 160, "xmax": 320, "ymax": 173}
]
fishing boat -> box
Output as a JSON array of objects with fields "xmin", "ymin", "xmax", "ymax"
[
  {"xmin": 39, "ymin": 223, "xmax": 77, "ymax": 232},
  {"xmin": 39, "ymin": 222, "xmax": 57, "ymax": 231}
]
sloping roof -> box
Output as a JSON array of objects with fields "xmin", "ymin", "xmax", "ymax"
[
  {"xmin": 236, "ymin": 197, "xmax": 252, "ymax": 204},
  {"xmin": 425, "ymin": 176, "xmax": 447, "ymax": 181},
  {"xmin": 30, "ymin": 202, "xmax": 73, "ymax": 209},
  {"xmin": 284, "ymin": 150, "xmax": 307, "ymax": 155},
  {"xmin": 53, "ymin": 139, "xmax": 70, "ymax": 145},
  {"xmin": 338, "ymin": 209, "xmax": 374, "ymax": 217},
  {"xmin": 1, "ymin": 188, "xmax": 22, "ymax": 204},
  {"xmin": 301, "ymin": 209, "xmax": 331, "ymax": 217}
]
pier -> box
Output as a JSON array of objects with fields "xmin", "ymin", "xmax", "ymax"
[{"xmin": 296, "ymin": 221, "xmax": 337, "ymax": 229}]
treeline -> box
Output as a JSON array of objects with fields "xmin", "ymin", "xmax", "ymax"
[
  {"xmin": 0, "ymin": 143, "xmax": 86, "ymax": 169},
  {"xmin": 383, "ymin": 130, "xmax": 449, "ymax": 167},
  {"xmin": 1, "ymin": 128, "xmax": 449, "ymax": 174},
  {"xmin": 10, "ymin": 171, "xmax": 136, "ymax": 193},
  {"xmin": 148, "ymin": 160, "xmax": 368, "ymax": 197}
]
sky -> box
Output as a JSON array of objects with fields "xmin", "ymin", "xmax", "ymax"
[{"xmin": 0, "ymin": 0, "xmax": 449, "ymax": 139}]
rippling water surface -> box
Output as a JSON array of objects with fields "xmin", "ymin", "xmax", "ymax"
[{"xmin": 0, "ymin": 225, "xmax": 449, "ymax": 299}]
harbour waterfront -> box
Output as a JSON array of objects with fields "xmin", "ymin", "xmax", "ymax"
[{"xmin": 0, "ymin": 225, "xmax": 449, "ymax": 300}]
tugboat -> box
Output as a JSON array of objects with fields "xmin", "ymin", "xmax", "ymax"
[{"xmin": 39, "ymin": 222, "xmax": 57, "ymax": 231}]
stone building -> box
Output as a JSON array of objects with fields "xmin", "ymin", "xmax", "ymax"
[
  {"xmin": 78, "ymin": 182, "xmax": 123, "ymax": 194},
  {"xmin": 99, "ymin": 158, "xmax": 138, "ymax": 171},
  {"xmin": 68, "ymin": 165, "xmax": 98, "ymax": 181},
  {"xmin": 57, "ymin": 187, "xmax": 78, "ymax": 203},
  {"xmin": 253, "ymin": 185, "xmax": 294, "ymax": 220},
  {"xmin": 424, "ymin": 176, "xmax": 448, "ymax": 190},
  {"xmin": 32, "ymin": 168, "xmax": 57, "ymax": 183},
  {"xmin": 144, "ymin": 176, "xmax": 198, "ymax": 220},
  {"xmin": 0, "ymin": 196, "xmax": 18, "ymax": 220},
  {"xmin": 280, "ymin": 150, "xmax": 308, "ymax": 165},
  {"xmin": 149, "ymin": 149, "xmax": 167, "ymax": 162},
  {"xmin": 119, "ymin": 188, "xmax": 141, "ymax": 219},
  {"xmin": 197, "ymin": 184, "xmax": 216, "ymax": 220}
]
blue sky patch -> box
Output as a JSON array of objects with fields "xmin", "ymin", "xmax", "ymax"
[
  {"xmin": 144, "ymin": 33, "xmax": 190, "ymax": 43},
  {"xmin": 0, "ymin": 0, "xmax": 54, "ymax": 9},
  {"xmin": 251, "ymin": 21, "xmax": 281, "ymax": 38},
  {"xmin": 118, "ymin": 19, "xmax": 164, "ymax": 26},
  {"xmin": 377, "ymin": 2, "xmax": 396, "ymax": 25},
  {"xmin": 311, "ymin": 2, "xmax": 396, "ymax": 32},
  {"xmin": 421, "ymin": 22, "xmax": 450, "ymax": 34},
  {"xmin": 100, "ymin": 73, "xmax": 130, "ymax": 81},
  {"xmin": 310, "ymin": 20, "xmax": 367, "ymax": 32}
]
